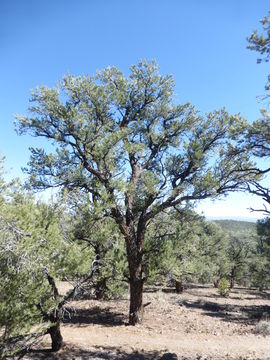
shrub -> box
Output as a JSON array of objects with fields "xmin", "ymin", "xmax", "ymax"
[
  {"xmin": 255, "ymin": 321, "xmax": 270, "ymax": 335},
  {"xmin": 218, "ymin": 278, "xmax": 230, "ymax": 297}
]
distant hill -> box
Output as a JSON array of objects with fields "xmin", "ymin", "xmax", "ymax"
[
  {"xmin": 206, "ymin": 216, "xmax": 258, "ymax": 223},
  {"xmin": 212, "ymin": 219, "xmax": 256, "ymax": 234}
]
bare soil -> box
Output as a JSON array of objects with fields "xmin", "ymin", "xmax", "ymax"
[{"xmin": 25, "ymin": 285, "xmax": 270, "ymax": 359}]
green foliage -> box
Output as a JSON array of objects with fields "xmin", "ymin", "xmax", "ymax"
[
  {"xmin": 215, "ymin": 220, "xmax": 259, "ymax": 288},
  {"xmin": 196, "ymin": 221, "xmax": 230, "ymax": 285},
  {"xmin": 65, "ymin": 191, "xmax": 128, "ymax": 299},
  {"xmin": 144, "ymin": 209, "xmax": 229, "ymax": 288},
  {"xmin": 15, "ymin": 61, "xmax": 259, "ymax": 221},
  {"xmin": 213, "ymin": 219, "xmax": 270, "ymax": 289},
  {"xmin": 0, "ymin": 183, "xmax": 94, "ymax": 355},
  {"xmin": 95, "ymin": 240, "xmax": 128, "ymax": 299},
  {"xmin": 250, "ymin": 217, "xmax": 270, "ymax": 290},
  {"xmin": 257, "ymin": 217, "xmax": 270, "ymax": 242},
  {"xmin": 145, "ymin": 215, "xmax": 269, "ymax": 292},
  {"xmin": 214, "ymin": 220, "xmax": 256, "ymax": 233},
  {"xmin": 0, "ymin": 192, "xmax": 56, "ymax": 338},
  {"xmin": 245, "ymin": 13, "xmax": 270, "ymax": 214},
  {"xmin": 218, "ymin": 278, "xmax": 230, "ymax": 297},
  {"xmin": 247, "ymin": 13, "xmax": 270, "ymax": 65},
  {"xmin": 15, "ymin": 61, "xmax": 261, "ymax": 324},
  {"xmin": 144, "ymin": 209, "xmax": 198, "ymax": 285}
]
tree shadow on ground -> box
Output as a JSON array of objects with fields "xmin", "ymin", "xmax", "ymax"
[
  {"xmin": 143, "ymin": 286, "xmax": 181, "ymax": 294},
  {"xmin": 177, "ymin": 299, "xmax": 270, "ymax": 325},
  {"xmin": 27, "ymin": 345, "xmax": 162, "ymax": 359},
  {"xmin": 242, "ymin": 289, "xmax": 270, "ymax": 300},
  {"xmin": 144, "ymin": 286, "xmax": 192, "ymax": 294},
  {"xmin": 190, "ymin": 288, "xmax": 270, "ymax": 301},
  {"xmin": 143, "ymin": 287, "xmax": 160, "ymax": 293},
  {"xmin": 63, "ymin": 306, "xmax": 127, "ymax": 327}
]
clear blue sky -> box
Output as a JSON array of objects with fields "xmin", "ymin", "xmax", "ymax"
[{"xmin": 0, "ymin": 0, "xmax": 269, "ymax": 219}]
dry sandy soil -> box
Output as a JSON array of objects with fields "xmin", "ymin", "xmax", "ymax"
[{"xmin": 24, "ymin": 285, "xmax": 270, "ymax": 359}]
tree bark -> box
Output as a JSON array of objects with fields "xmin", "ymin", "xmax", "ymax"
[
  {"xmin": 48, "ymin": 318, "xmax": 63, "ymax": 352},
  {"xmin": 95, "ymin": 278, "xmax": 107, "ymax": 299},
  {"xmin": 129, "ymin": 276, "xmax": 144, "ymax": 325},
  {"xmin": 175, "ymin": 279, "xmax": 183, "ymax": 293},
  {"xmin": 230, "ymin": 267, "xmax": 236, "ymax": 289},
  {"xmin": 44, "ymin": 273, "xmax": 63, "ymax": 352},
  {"xmin": 126, "ymin": 231, "xmax": 144, "ymax": 325}
]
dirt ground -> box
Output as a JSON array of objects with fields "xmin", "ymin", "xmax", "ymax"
[{"xmin": 25, "ymin": 285, "xmax": 270, "ymax": 359}]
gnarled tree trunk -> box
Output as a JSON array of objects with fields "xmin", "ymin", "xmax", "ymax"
[
  {"xmin": 48, "ymin": 318, "xmax": 63, "ymax": 352},
  {"xmin": 230, "ymin": 267, "xmax": 236, "ymax": 289},
  {"xmin": 175, "ymin": 279, "xmax": 183, "ymax": 293},
  {"xmin": 129, "ymin": 275, "xmax": 144, "ymax": 324},
  {"xmin": 95, "ymin": 278, "xmax": 107, "ymax": 300},
  {"xmin": 46, "ymin": 273, "xmax": 63, "ymax": 352},
  {"xmin": 126, "ymin": 231, "xmax": 144, "ymax": 325}
]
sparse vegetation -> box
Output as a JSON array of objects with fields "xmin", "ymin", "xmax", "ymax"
[{"xmin": 218, "ymin": 278, "xmax": 230, "ymax": 297}]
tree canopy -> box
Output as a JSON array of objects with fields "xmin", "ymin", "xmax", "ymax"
[
  {"xmin": 16, "ymin": 61, "xmax": 258, "ymax": 209},
  {"xmin": 244, "ymin": 13, "xmax": 270, "ymax": 213},
  {"xmin": 15, "ymin": 60, "xmax": 260, "ymax": 324},
  {"xmin": 248, "ymin": 12, "xmax": 270, "ymax": 65}
]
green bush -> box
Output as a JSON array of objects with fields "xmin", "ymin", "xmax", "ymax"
[{"xmin": 218, "ymin": 278, "xmax": 230, "ymax": 297}]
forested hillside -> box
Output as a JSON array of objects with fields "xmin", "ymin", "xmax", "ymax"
[{"xmin": 213, "ymin": 220, "xmax": 256, "ymax": 234}]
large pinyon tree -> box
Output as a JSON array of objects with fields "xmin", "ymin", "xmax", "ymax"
[{"xmin": 16, "ymin": 61, "xmax": 259, "ymax": 324}]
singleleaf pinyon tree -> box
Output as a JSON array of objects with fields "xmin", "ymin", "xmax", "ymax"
[
  {"xmin": 242, "ymin": 12, "xmax": 270, "ymax": 213},
  {"xmin": 16, "ymin": 61, "xmax": 259, "ymax": 324},
  {"xmin": 0, "ymin": 187, "xmax": 99, "ymax": 355}
]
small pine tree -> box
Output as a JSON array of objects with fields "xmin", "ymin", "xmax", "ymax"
[
  {"xmin": 218, "ymin": 278, "xmax": 230, "ymax": 297},
  {"xmin": 0, "ymin": 186, "xmax": 96, "ymax": 356}
]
